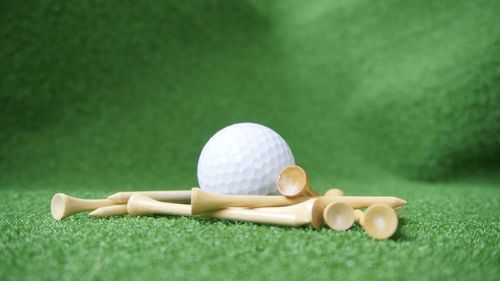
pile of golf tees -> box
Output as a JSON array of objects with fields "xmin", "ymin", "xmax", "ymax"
[{"xmin": 51, "ymin": 165, "xmax": 407, "ymax": 240}]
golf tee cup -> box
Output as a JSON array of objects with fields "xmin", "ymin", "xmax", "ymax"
[
  {"xmin": 354, "ymin": 204, "xmax": 398, "ymax": 240},
  {"xmin": 277, "ymin": 165, "xmax": 320, "ymax": 197},
  {"xmin": 51, "ymin": 193, "xmax": 116, "ymax": 220},
  {"xmin": 323, "ymin": 201, "xmax": 355, "ymax": 231}
]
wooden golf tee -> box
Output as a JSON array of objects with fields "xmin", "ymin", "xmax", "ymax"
[
  {"xmin": 277, "ymin": 165, "xmax": 406, "ymax": 207},
  {"xmin": 324, "ymin": 188, "xmax": 344, "ymax": 197},
  {"xmin": 207, "ymin": 198, "xmax": 323, "ymax": 228},
  {"xmin": 277, "ymin": 165, "xmax": 320, "ymax": 197},
  {"xmin": 107, "ymin": 190, "xmax": 192, "ymax": 204},
  {"xmin": 190, "ymin": 188, "xmax": 307, "ymax": 214},
  {"xmin": 89, "ymin": 205, "xmax": 128, "ymax": 217},
  {"xmin": 354, "ymin": 204, "xmax": 398, "ymax": 240},
  {"xmin": 323, "ymin": 201, "xmax": 355, "ymax": 231},
  {"xmin": 127, "ymin": 194, "xmax": 323, "ymax": 228},
  {"xmin": 320, "ymin": 196, "xmax": 406, "ymax": 209},
  {"xmin": 51, "ymin": 193, "xmax": 116, "ymax": 220}
]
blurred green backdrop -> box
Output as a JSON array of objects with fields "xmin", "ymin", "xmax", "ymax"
[
  {"xmin": 1, "ymin": 1, "xmax": 500, "ymax": 281},
  {"xmin": 1, "ymin": 0, "xmax": 499, "ymax": 190}
]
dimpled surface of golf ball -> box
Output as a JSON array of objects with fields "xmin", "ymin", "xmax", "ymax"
[{"xmin": 197, "ymin": 123, "xmax": 295, "ymax": 195}]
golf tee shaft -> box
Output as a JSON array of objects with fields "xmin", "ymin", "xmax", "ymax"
[
  {"xmin": 204, "ymin": 208, "xmax": 300, "ymax": 227},
  {"xmin": 127, "ymin": 194, "xmax": 191, "ymax": 216},
  {"xmin": 89, "ymin": 204, "xmax": 128, "ymax": 217},
  {"xmin": 354, "ymin": 209, "xmax": 365, "ymax": 224},
  {"xmin": 108, "ymin": 190, "xmax": 192, "ymax": 204},
  {"xmin": 305, "ymin": 186, "xmax": 319, "ymax": 196},
  {"xmin": 208, "ymin": 199, "xmax": 322, "ymax": 228},
  {"xmin": 320, "ymin": 196, "xmax": 406, "ymax": 208}
]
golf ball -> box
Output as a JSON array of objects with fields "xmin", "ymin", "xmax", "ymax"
[{"xmin": 197, "ymin": 123, "xmax": 295, "ymax": 195}]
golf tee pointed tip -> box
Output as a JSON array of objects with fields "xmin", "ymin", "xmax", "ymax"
[
  {"xmin": 324, "ymin": 188, "xmax": 344, "ymax": 197},
  {"xmin": 394, "ymin": 197, "xmax": 407, "ymax": 207},
  {"xmin": 107, "ymin": 192, "xmax": 124, "ymax": 203}
]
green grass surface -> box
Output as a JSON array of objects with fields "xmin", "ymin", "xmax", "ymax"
[
  {"xmin": 1, "ymin": 178, "xmax": 499, "ymax": 280},
  {"xmin": 1, "ymin": 0, "xmax": 499, "ymax": 280}
]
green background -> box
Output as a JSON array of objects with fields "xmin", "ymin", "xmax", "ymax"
[{"xmin": 1, "ymin": 1, "xmax": 499, "ymax": 280}]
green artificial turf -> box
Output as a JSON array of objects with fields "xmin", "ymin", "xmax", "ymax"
[
  {"xmin": 1, "ymin": 178, "xmax": 499, "ymax": 281},
  {"xmin": 1, "ymin": 0, "xmax": 499, "ymax": 280}
]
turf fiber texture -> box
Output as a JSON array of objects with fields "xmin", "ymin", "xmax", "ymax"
[{"xmin": 1, "ymin": 1, "xmax": 499, "ymax": 280}]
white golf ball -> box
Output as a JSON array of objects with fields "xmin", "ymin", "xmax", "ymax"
[{"xmin": 197, "ymin": 123, "xmax": 295, "ymax": 195}]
